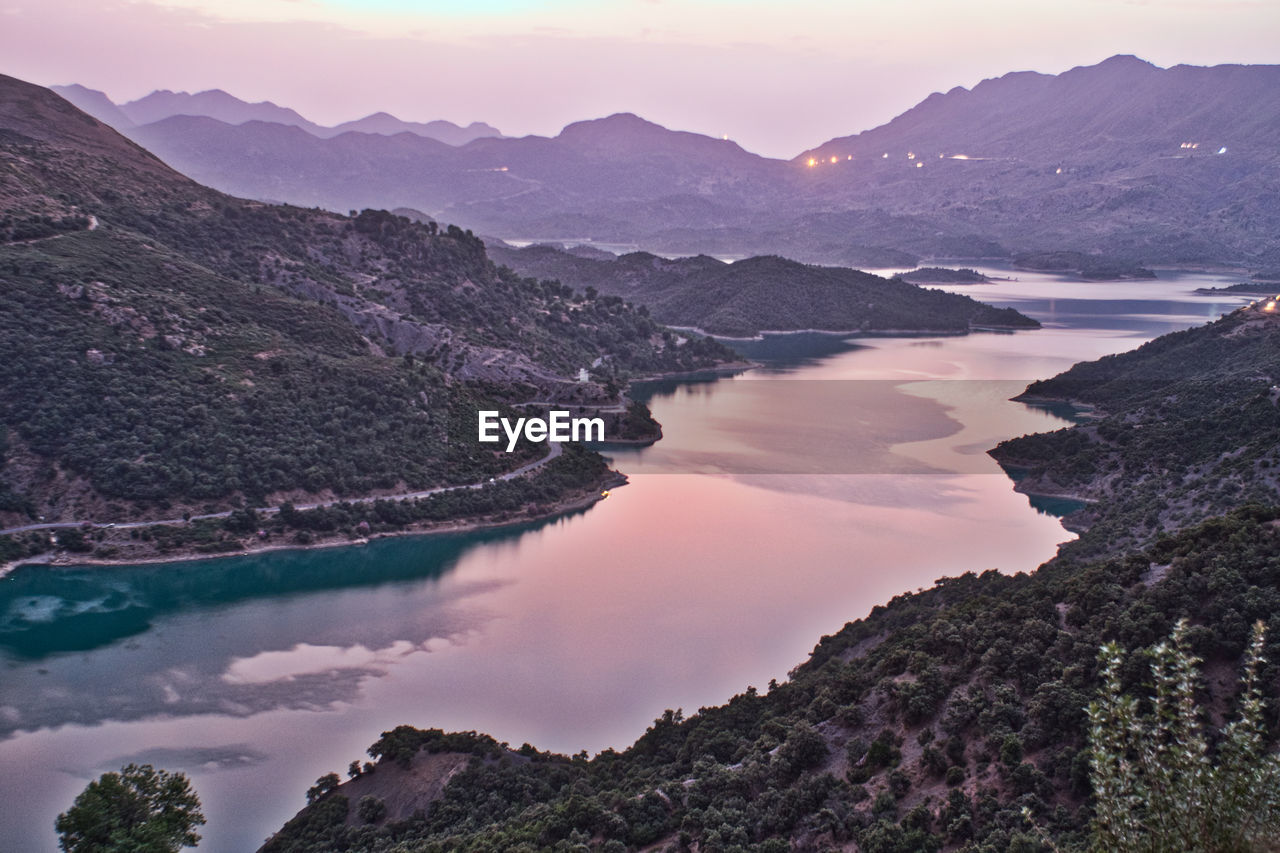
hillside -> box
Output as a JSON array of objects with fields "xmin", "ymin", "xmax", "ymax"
[
  {"xmin": 990, "ymin": 296, "xmax": 1280, "ymax": 556},
  {"xmin": 487, "ymin": 245, "xmax": 1037, "ymax": 337},
  {"xmin": 259, "ymin": 286, "xmax": 1280, "ymax": 852},
  {"xmin": 70, "ymin": 58, "xmax": 1280, "ymax": 271},
  {"xmin": 261, "ymin": 517, "xmax": 1280, "ymax": 851},
  {"xmin": 0, "ymin": 74, "xmax": 731, "ymax": 540},
  {"xmin": 125, "ymin": 110, "xmax": 784, "ymax": 239},
  {"xmin": 793, "ymin": 56, "xmax": 1280, "ymax": 267}
]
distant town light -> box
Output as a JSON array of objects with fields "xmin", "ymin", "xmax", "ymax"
[
  {"xmin": 882, "ymin": 152, "xmax": 889, "ymax": 158},
  {"xmin": 1218, "ymin": 146, "xmax": 1228, "ymax": 154},
  {"xmin": 916, "ymin": 162, "xmax": 923, "ymax": 168},
  {"xmin": 1056, "ymin": 167, "xmax": 1063, "ymax": 174},
  {"xmin": 1266, "ymin": 301, "xmax": 1277, "ymax": 313},
  {"xmin": 807, "ymin": 157, "xmax": 816, "ymax": 167},
  {"xmin": 830, "ymin": 155, "xmax": 838, "ymax": 164}
]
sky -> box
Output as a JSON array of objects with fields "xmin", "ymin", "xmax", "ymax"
[{"xmin": 1, "ymin": 0, "xmax": 1278, "ymax": 158}]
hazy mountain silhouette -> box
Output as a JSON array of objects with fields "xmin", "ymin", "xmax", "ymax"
[
  {"xmin": 328, "ymin": 112, "xmax": 501, "ymax": 145},
  {"xmin": 119, "ymin": 88, "xmax": 322, "ymax": 132},
  {"xmin": 785, "ymin": 55, "xmax": 1280, "ymax": 266},
  {"xmin": 54, "ymin": 86, "xmax": 505, "ymax": 146},
  {"xmin": 799, "ymin": 55, "xmax": 1280, "ymax": 163},
  {"xmin": 49, "ymin": 84, "xmax": 135, "ymax": 130},
  {"xmin": 71, "ymin": 57, "xmax": 1280, "ymax": 268}
]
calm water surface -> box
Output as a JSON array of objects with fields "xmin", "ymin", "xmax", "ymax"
[{"xmin": 0, "ymin": 268, "xmax": 1252, "ymax": 850}]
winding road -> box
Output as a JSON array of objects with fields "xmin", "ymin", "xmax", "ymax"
[{"xmin": 0, "ymin": 442, "xmax": 562, "ymax": 537}]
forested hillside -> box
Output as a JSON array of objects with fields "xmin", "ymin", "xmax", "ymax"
[
  {"xmin": 262, "ymin": 501, "xmax": 1280, "ymax": 852},
  {"xmin": 0, "ymin": 74, "xmax": 730, "ymax": 529},
  {"xmin": 488, "ymin": 245, "xmax": 1037, "ymax": 337},
  {"xmin": 992, "ymin": 297, "xmax": 1280, "ymax": 556},
  {"xmin": 261, "ymin": 296, "xmax": 1280, "ymax": 852}
]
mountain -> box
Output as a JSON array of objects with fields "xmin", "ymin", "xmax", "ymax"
[
  {"xmin": 0, "ymin": 74, "xmax": 730, "ymax": 544},
  {"xmin": 126, "ymin": 110, "xmax": 788, "ymax": 241},
  {"xmin": 62, "ymin": 86, "xmax": 505, "ymax": 146},
  {"xmin": 327, "ymin": 112, "xmax": 501, "ymax": 145},
  {"xmin": 119, "ymin": 88, "xmax": 324, "ymax": 133},
  {"xmin": 800, "ymin": 55, "xmax": 1280, "ymax": 164},
  {"xmin": 259, "ymin": 300, "xmax": 1280, "ymax": 851},
  {"xmin": 127, "ymin": 115, "xmax": 487, "ymax": 212},
  {"xmin": 48, "ymin": 84, "xmax": 134, "ymax": 130},
  {"xmin": 792, "ymin": 55, "xmax": 1280, "ymax": 266},
  {"xmin": 488, "ymin": 243, "xmax": 1038, "ymax": 337},
  {"xmin": 113, "ymin": 58, "xmax": 1280, "ymax": 270}
]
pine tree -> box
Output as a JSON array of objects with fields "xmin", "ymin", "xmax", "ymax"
[{"xmin": 1087, "ymin": 619, "xmax": 1280, "ymax": 852}]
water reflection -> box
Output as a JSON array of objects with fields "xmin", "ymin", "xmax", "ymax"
[
  {"xmin": 0, "ymin": 265, "xmax": 1250, "ymax": 852},
  {"xmin": 0, "ymin": 513, "xmax": 591, "ymax": 738}
]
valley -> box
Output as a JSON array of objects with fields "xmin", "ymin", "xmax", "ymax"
[{"xmin": 0, "ymin": 39, "xmax": 1277, "ymax": 853}]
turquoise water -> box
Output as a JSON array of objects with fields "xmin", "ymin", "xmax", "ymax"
[{"xmin": 0, "ymin": 268, "xmax": 1251, "ymax": 851}]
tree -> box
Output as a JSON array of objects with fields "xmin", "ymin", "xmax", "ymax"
[
  {"xmin": 1087, "ymin": 619, "xmax": 1280, "ymax": 852},
  {"xmin": 56, "ymin": 764, "xmax": 205, "ymax": 852}
]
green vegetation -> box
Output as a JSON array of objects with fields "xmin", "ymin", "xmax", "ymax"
[
  {"xmin": 262, "ymin": 292, "xmax": 1280, "ymax": 852},
  {"xmin": 261, "ymin": 505, "xmax": 1280, "ymax": 852},
  {"xmin": 992, "ymin": 303, "xmax": 1280, "ymax": 556},
  {"xmin": 56, "ymin": 764, "xmax": 205, "ymax": 853},
  {"xmin": 489, "ymin": 246, "xmax": 1038, "ymax": 337},
  {"xmin": 0, "ymin": 74, "xmax": 731, "ymax": 527},
  {"xmin": 1088, "ymin": 620, "xmax": 1280, "ymax": 852},
  {"xmin": 900, "ymin": 268, "xmax": 988, "ymax": 285},
  {"xmin": 1194, "ymin": 281, "xmax": 1279, "ymax": 295},
  {"xmin": 1012, "ymin": 251, "xmax": 1155, "ymax": 281}
]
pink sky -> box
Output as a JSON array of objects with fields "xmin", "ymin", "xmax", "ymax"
[{"xmin": 2, "ymin": 0, "xmax": 1278, "ymax": 157}]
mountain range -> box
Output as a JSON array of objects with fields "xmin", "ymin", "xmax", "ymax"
[
  {"xmin": 50, "ymin": 84, "xmax": 503, "ymax": 145},
  {"xmin": 51, "ymin": 56, "xmax": 1280, "ymax": 270}
]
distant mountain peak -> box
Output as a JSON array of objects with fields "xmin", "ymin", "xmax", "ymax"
[
  {"xmin": 555, "ymin": 112, "xmax": 759, "ymax": 162},
  {"xmin": 558, "ymin": 112, "xmax": 665, "ymax": 138},
  {"xmin": 49, "ymin": 83, "xmax": 135, "ymax": 131},
  {"xmin": 120, "ymin": 88, "xmax": 317, "ymax": 132},
  {"xmin": 1095, "ymin": 54, "xmax": 1158, "ymax": 69}
]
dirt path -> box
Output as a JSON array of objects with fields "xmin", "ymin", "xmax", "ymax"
[{"xmin": 0, "ymin": 442, "xmax": 562, "ymax": 537}]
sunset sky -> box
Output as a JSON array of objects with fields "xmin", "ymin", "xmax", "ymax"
[{"xmin": 2, "ymin": 0, "xmax": 1278, "ymax": 157}]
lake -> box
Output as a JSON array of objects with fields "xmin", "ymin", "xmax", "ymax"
[{"xmin": 0, "ymin": 267, "xmax": 1251, "ymax": 851}]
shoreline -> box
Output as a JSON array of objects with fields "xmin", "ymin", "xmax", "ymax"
[
  {"xmin": 0, "ymin": 357, "xmax": 748, "ymax": 576},
  {"xmin": 630, "ymin": 360, "xmax": 756, "ymax": 379},
  {"xmin": 1, "ymin": 472, "xmax": 627, "ymax": 578},
  {"xmin": 0, "ymin": 356, "xmax": 747, "ymax": 550},
  {"xmin": 671, "ymin": 326, "xmax": 973, "ymax": 342}
]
